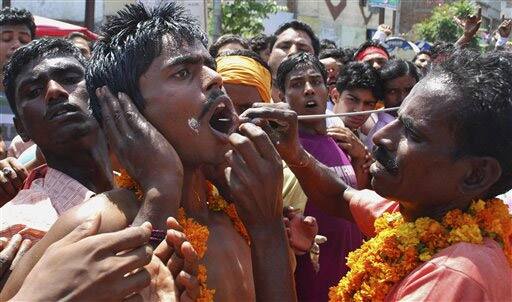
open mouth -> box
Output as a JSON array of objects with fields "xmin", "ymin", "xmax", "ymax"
[
  {"xmin": 207, "ymin": 96, "xmax": 238, "ymax": 138},
  {"xmin": 305, "ymin": 100, "xmax": 318, "ymax": 108}
]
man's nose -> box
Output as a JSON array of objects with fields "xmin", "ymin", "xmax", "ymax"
[
  {"xmin": 304, "ymin": 81, "xmax": 314, "ymax": 95},
  {"xmin": 372, "ymin": 119, "xmax": 399, "ymax": 151},
  {"xmin": 202, "ymin": 65, "xmax": 222, "ymax": 91},
  {"xmin": 288, "ymin": 44, "xmax": 299, "ymax": 56},
  {"xmin": 45, "ymin": 80, "xmax": 69, "ymax": 103},
  {"xmin": 9, "ymin": 39, "xmax": 22, "ymax": 51}
]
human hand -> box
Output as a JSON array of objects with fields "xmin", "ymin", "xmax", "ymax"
[
  {"xmin": 0, "ymin": 157, "xmax": 28, "ymax": 206},
  {"xmin": 378, "ymin": 24, "xmax": 392, "ymax": 36},
  {"xmin": 225, "ymin": 122, "xmax": 284, "ymax": 229},
  {"xmin": 240, "ymin": 103, "xmax": 305, "ymax": 167},
  {"xmin": 283, "ymin": 207, "xmax": 318, "ymax": 255},
  {"xmin": 0, "ymin": 235, "xmax": 31, "ymax": 280},
  {"xmin": 454, "ymin": 7, "xmax": 482, "ymax": 38},
  {"xmin": 95, "ymin": 86, "xmax": 184, "ymax": 193},
  {"xmin": 326, "ymin": 126, "xmax": 367, "ymax": 160},
  {"xmin": 498, "ymin": 18, "xmax": 511, "ymax": 38},
  {"xmin": 12, "ymin": 214, "xmax": 153, "ymax": 302},
  {"xmin": 153, "ymin": 217, "xmax": 200, "ymax": 302}
]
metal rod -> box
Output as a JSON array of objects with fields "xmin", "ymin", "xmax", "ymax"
[{"xmin": 297, "ymin": 107, "xmax": 399, "ymax": 120}]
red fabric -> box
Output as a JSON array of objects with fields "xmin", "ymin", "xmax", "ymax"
[
  {"xmin": 355, "ymin": 46, "xmax": 389, "ymax": 62},
  {"xmin": 34, "ymin": 15, "xmax": 98, "ymax": 40},
  {"xmin": 22, "ymin": 164, "xmax": 48, "ymax": 189}
]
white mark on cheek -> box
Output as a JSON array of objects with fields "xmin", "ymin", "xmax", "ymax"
[{"xmin": 188, "ymin": 117, "xmax": 200, "ymax": 134}]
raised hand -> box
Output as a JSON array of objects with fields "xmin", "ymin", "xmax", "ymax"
[
  {"xmin": 377, "ymin": 24, "xmax": 392, "ymax": 36},
  {"xmin": 0, "ymin": 157, "xmax": 28, "ymax": 206},
  {"xmin": 454, "ymin": 7, "xmax": 482, "ymax": 39},
  {"xmin": 11, "ymin": 214, "xmax": 153, "ymax": 301},
  {"xmin": 95, "ymin": 86, "xmax": 183, "ymax": 196},
  {"xmin": 326, "ymin": 126, "xmax": 367, "ymax": 160},
  {"xmin": 283, "ymin": 207, "xmax": 318, "ymax": 255},
  {"xmin": 0, "ymin": 234, "xmax": 31, "ymax": 283},
  {"xmin": 240, "ymin": 103, "xmax": 306, "ymax": 167},
  {"xmin": 498, "ymin": 18, "xmax": 511, "ymax": 38}
]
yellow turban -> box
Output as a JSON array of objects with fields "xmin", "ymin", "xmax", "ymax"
[{"xmin": 216, "ymin": 55, "xmax": 272, "ymax": 103}]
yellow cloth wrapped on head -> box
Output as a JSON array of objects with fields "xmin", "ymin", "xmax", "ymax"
[{"xmin": 216, "ymin": 55, "xmax": 272, "ymax": 103}]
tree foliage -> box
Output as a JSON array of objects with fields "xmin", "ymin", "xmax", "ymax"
[
  {"xmin": 220, "ymin": 0, "xmax": 282, "ymax": 37},
  {"xmin": 414, "ymin": 0, "xmax": 476, "ymax": 44}
]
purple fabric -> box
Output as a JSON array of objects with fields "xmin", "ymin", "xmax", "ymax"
[
  {"xmin": 364, "ymin": 112, "xmax": 396, "ymax": 150},
  {"xmin": 295, "ymin": 131, "xmax": 364, "ymax": 302}
]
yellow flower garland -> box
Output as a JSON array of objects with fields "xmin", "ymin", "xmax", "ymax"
[
  {"xmin": 115, "ymin": 173, "xmax": 250, "ymax": 301},
  {"xmin": 329, "ymin": 198, "xmax": 512, "ymax": 302}
]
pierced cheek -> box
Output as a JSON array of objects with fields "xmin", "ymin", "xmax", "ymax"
[{"xmin": 188, "ymin": 117, "xmax": 200, "ymax": 134}]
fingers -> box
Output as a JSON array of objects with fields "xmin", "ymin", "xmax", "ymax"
[
  {"xmin": 166, "ymin": 229, "xmax": 188, "ymax": 277},
  {"xmin": 10, "ymin": 238, "xmax": 32, "ymax": 269},
  {"xmin": 477, "ymin": 7, "xmax": 482, "ymax": 19},
  {"xmin": 4, "ymin": 157, "xmax": 28, "ymax": 189},
  {"xmin": 177, "ymin": 271, "xmax": 200, "ymax": 302},
  {"xmin": 181, "ymin": 242, "xmax": 198, "ymax": 276},
  {"xmin": 238, "ymin": 123, "xmax": 281, "ymax": 164},
  {"xmin": 0, "ymin": 237, "xmax": 8, "ymax": 250},
  {"xmin": 58, "ymin": 213, "xmax": 101, "ymax": 246},
  {"xmin": 97, "ymin": 87, "xmax": 123, "ymax": 148},
  {"xmin": 114, "ymin": 244, "xmax": 153, "ymax": 274},
  {"xmin": 228, "ymin": 133, "xmax": 261, "ymax": 176},
  {"xmin": 104, "ymin": 87, "xmax": 131, "ymax": 135},
  {"xmin": 97, "ymin": 222, "xmax": 151, "ymax": 254},
  {"xmin": 0, "ymin": 234, "xmax": 22, "ymax": 276},
  {"xmin": 225, "ymin": 150, "xmax": 254, "ymax": 192},
  {"xmin": 0, "ymin": 172, "xmax": 16, "ymax": 199},
  {"xmin": 116, "ymin": 267, "xmax": 151, "ymax": 299},
  {"xmin": 153, "ymin": 217, "xmax": 183, "ymax": 262}
]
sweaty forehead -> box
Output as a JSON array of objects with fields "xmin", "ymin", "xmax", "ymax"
[
  {"xmin": 276, "ymin": 28, "xmax": 312, "ymax": 45},
  {"xmin": 400, "ymin": 76, "xmax": 459, "ymax": 125},
  {"xmin": 0, "ymin": 24, "xmax": 31, "ymax": 34},
  {"xmin": 16, "ymin": 56, "xmax": 83, "ymax": 83},
  {"xmin": 288, "ymin": 64, "xmax": 321, "ymax": 80}
]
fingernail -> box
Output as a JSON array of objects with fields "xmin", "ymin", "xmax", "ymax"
[
  {"xmin": 12, "ymin": 234, "xmax": 22, "ymax": 241},
  {"xmin": 141, "ymin": 221, "xmax": 152, "ymax": 230}
]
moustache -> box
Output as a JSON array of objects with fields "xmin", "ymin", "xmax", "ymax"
[{"xmin": 372, "ymin": 145, "xmax": 399, "ymax": 175}]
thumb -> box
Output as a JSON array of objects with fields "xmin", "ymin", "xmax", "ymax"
[{"xmin": 60, "ymin": 213, "xmax": 101, "ymax": 245}]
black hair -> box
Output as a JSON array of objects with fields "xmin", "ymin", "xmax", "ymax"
[
  {"xmin": 248, "ymin": 34, "xmax": 270, "ymax": 54},
  {"xmin": 0, "ymin": 7, "xmax": 36, "ymax": 39},
  {"xmin": 209, "ymin": 34, "xmax": 248, "ymax": 58},
  {"xmin": 269, "ymin": 20, "xmax": 320, "ymax": 56},
  {"xmin": 2, "ymin": 38, "xmax": 87, "ymax": 117},
  {"xmin": 217, "ymin": 49, "xmax": 271, "ymax": 73},
  {"xmin": 86, "ymin": 2, "xmax": 207, "ymax": 122},
  {"xmin": 275, "ymin": 52, "xmax": 327, "ymax": 92},
  {"xmin": 319, "ymin": 48, "xmax": 350, "ymax": 65},
  {"xmin": 320, "ymin": 38, "xmax": 337, "ymax": 51},
  {"xmin": 430, "ymin": 42, "xmax": 455, "ymax": 62},
  {"xmin": 412, "ymin": 50, "xmax": 431, "ymax": 62},
  {"xmin": 353, "ymin": 41, "xmax": 389, "ymax": 61},
  {"xmin": 432, "ymin": 50, "xmax": 512, "ymax": 197},
  {"xmin": 379, "ymin": 59, "xmax": 420, "ymax": 83},
  {"xmin": 336, "ymin": 61, "xmax": 384, "ymax": 100}
]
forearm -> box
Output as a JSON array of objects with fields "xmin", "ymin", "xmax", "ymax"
[
  {"xmin": 249, "ymin": 222, "xmax": 297, "ymax": 302},
  {"xmin": 287, "ymin": 148, "xmax": 355, "ymax": 221},
  {"xmin": 455, "ymin": 35, "xmax": 472, "ymax": 48}
]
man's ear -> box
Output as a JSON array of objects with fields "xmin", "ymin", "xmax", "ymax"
[
  {"xmin": 14, "ymin": 116, "xmax": 30, "ymax": 142},
  {"xmin": 460, "ymin": 157, "xmax": 502, "ymax": 196},
  {"xmin": 330, "ymin": 87, "xmax": 340, "ymax": 104}
]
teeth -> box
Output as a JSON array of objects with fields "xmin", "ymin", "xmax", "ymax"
[{"xmin": 217, "ymin": 118, "xmax": 231, "ymax": 122}]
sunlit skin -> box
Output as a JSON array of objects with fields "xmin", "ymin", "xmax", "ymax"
[
  {"xmin": 332, "ymin": 88, "xmax": 377, "ymax": 131},
  {"xmin": 361, "ymin": 53, "xmax": 388, "ymax": 70},
  {"xmin": 280, "ymin": 66, "xmax": 327, "ymax": 135},
  {"xmin": 370, "ymin": 76, "xmax": 500, "ymax": 222},
  {"xmin": 138, "ymin": 36, "xmax": 254, "ymax": 301},
  {"xmin": 0, "ymin": 24, "xmax": 31, "ymax": 90},
  {"xmin": 268, "ymin": 28, "xmax": 314, "ymax": 101},
  {"xmin": 383, "ymin": 74, "xmax": 417, "ymax": 112},
  {"xmin": 69, "ymin": 37, "xmax": 91, "ymax": 59}
]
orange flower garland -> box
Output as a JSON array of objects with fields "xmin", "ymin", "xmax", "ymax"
[
  {"xmin": 328, "ymin": 198, "xmax": 512, "ymax": 302},
  {"xmin": 115, "ymin": 172, "xmax": 250, "ymax": 302}
]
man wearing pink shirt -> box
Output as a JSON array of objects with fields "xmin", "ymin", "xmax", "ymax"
[
  {"xmin": 244, "ymin": 49, "xmax": 512, "ymax": 300},
  {"xmin": 0, "ymin": 38, "xmax": 114, "ymax": 241}
]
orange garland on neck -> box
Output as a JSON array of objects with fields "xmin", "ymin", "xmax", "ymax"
[{"xmin": 115, "ymin": 171, "xmax": 250, "ymax": 301}]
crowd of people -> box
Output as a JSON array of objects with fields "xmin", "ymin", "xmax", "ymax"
[{"xmin": 0, "ymin": 2, "xmax": 511, "ymax": 301}]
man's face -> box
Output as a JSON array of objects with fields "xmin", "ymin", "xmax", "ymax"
[
  {"xmin": 383, "ymin": 75, "xmax": 417, "ymax": 108},
  {"xmin": 0, "ymin": 24, "xmax": 31, "ymax": 69},
  {"xmin": 414, "ymin": 53, "xmax": 431, "ymax": 70},
  {"xmin": 14, "ymin": 56, "xmax": 98, "ymax": 153},
  {"xmin": 370, "ymin": 77, "xmax": 468, "ymax": 221},
  {"xmin": 70, "ymin": 37, "xmax": 91, "ymax": 59},
  {"xmin": 268, "ymin": 28, "xmax": 314, "ymax": 76},
  {"xmin": 138, "ymin": 36, "xmax": 237, "ymax": 166},
  {"xmin": 333, "ymin": 88, "xmax": 377, "ymax": 130},
  {"xmin": 361, "ymin": 53, "xmax": 388, "ymax": 70},
  {"xmin": 283, "ymin": 66, "xmax": 327, "ymax": 121},
  {"xmin": 319, "ymin": 57, "xmax": 343, "ymax": 94},
  {"xmin": 224, "ymin": 83, "xmax": 263, "ymax": 115}
]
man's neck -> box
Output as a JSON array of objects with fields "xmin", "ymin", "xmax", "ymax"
[
  {"xmin": 45, "ymin": 145, "xmax": 113, "ymax": 194},
  {"xmin": 181, "ymin": 164, "xmax": 210, "ymax": 222},
  {"xmin": 298, "ymin": 121, "xmax": 326, "ymax": 136}
]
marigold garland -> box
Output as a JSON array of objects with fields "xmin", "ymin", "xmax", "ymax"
[
  {"xmin": 116, "ymin": 172, "xmax": 250, "ymax": 301},
  {"xmin": 329, "ymin": 198, "xmax": 512, "ymax": 302}
]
